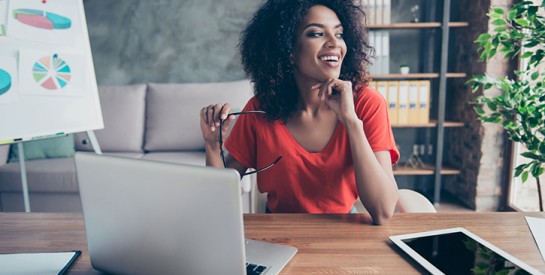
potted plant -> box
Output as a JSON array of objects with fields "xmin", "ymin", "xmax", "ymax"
[{"xmin": 469, "ymin": 1, "xmax": 544, "ymax": 211}]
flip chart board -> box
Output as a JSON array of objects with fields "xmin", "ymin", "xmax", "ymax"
[{"xmin": 0, "ymin": 0, "xmax": 103, "ymax": 144}]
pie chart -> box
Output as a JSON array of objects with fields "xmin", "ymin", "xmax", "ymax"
[
  {"xmin": 0, "ymin": 69, "xmax": 11, "ymax": 95},
  {"xmin": 13, "ymin": 9, "xmax": 71, "ymax": 30},
  {"xmin": 32, "ymin": 54, "xmax": 71, "ymax": 90}
]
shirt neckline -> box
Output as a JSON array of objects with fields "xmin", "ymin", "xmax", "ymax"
[{"xmin": 278, "ymin": 120, "xmax": 341, "ymax": 156}]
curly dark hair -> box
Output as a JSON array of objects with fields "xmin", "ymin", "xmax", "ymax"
[{"xmin": 239, "ymin": 0, "xmax": 373, "ymax": 122}]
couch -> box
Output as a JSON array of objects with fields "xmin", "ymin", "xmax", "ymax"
[{"xmin": 0, "ymin": 80, "xmax": 256, "ymax": 213}]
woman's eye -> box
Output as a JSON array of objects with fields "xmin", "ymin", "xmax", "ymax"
[
  {"xmin": 336, "ymin": 33, "xmax": 344, "ymax": 38},
  {"xmin": 307, "ymin": 32, "xmax": 323, "ymax": 38}
]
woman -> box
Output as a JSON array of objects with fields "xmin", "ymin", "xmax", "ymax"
[{"xmin": 200, "ymin": 0, "xmax": 399, "ymax": 224}]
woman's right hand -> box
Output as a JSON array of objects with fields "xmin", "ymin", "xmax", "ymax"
[{"xmin": 199, "ymin": 103, "xmax": 235, "ymax": 148}]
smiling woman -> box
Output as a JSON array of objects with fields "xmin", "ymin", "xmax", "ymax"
[{"xmin": 198, "ymin": 0, "xmax": 400, "ymax": 224}]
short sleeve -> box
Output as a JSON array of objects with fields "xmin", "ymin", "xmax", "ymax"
[
  {"xmin": 355, "ymin": 87, "xmax": 400, "ymax": 164},
  {"xmin": 224, "ymin": 98, "xmax": 259, "ymax": 168}
]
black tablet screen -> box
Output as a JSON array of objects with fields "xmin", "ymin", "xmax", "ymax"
[{"xmin": 402, "ymin": 232, "xmax": 531, "ymax": 274}]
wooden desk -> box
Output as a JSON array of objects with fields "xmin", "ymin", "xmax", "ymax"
[{"xmin": 0, "ymin": 212, "xmax": 544, "ymax": 274}]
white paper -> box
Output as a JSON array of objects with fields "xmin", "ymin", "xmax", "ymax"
[
  {"xmin": 7, "ymin": 0, "xmax": 82, "ymax": 46},
  {"xmin": 525, "ymin": 216, "xmax": 545, "ymax": 262},
  {"xmin": 0, "ymin": 53, "xmax": 19, "ymax": 104},
  {"xmin": 0, "ymin": 0, "xmax": 7, "ymax": 36},
  {"xmin": 0, "ymin": 251, "xmax": 78, "ymax": 275},
  {"xmin": 18, "ymin": 49, "xmax": 87, "ymax": 97}
]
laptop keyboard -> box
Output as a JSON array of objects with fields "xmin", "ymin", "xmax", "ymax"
[{"xmin": 246, "ymin": 262, "xmax": 270, "ymax": 275}]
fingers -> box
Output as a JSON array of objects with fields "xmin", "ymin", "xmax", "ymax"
[
  {"xmin": 316, "ymin": 79, "xmax": 353, "ymax": 100},
  {"xmin": 200, "ymin": 103, "xmax": 232, "ymax": 132},
  {"xmin": 317, "ymin": 79, "xmax": 336, "ymax": 101}
]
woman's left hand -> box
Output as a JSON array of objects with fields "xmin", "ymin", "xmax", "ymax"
[{"xmin": 314, "ymin": 79, "xmax": 358, "ymax": 125}]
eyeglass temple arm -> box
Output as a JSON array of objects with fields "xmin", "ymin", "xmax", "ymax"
[
  {"xmin": 218, "ymin": 110, "xmax": 265, "ymax": 168},
  {"xmin": 241, "ymin": 156, "xmax": 283, "ymax": 176}
]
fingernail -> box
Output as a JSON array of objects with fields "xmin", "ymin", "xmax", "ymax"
[
  {"xmin": 221, "ymin": 114, "xmax": 226, "ymax": 119},
  {"xmin": 215, "ymin": 122, "xmax": 220, "ymax": 127},
  {"xmin": 211, "ymin": 127, "xmax": 215, "ymax": 132}
]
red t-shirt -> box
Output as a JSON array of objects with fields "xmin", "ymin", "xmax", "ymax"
[{"xmin": 225, "ymin": 86, "xmax": 399, "ymax": 213}]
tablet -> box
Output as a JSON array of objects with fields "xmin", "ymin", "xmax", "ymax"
[{"xmin": 390, "ymin": 227, "xmax": 542, "ymax": 275}]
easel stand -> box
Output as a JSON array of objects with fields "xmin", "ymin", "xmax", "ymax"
[{"xmin": 17, "ymin": 130, "xmax": 102, "ymax": 212}]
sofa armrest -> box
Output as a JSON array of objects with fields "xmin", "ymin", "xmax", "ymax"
[{"xmin": 0, "ymin": 145, "xmax": 10, "ymax": 166}]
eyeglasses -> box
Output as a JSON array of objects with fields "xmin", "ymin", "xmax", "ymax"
[{"xmin": 218, "ymin": 110, "xmax": 282, "ymax": 176}]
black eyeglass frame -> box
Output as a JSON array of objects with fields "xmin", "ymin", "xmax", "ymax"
[{"xmin": 218, "ymin": 110, "xmax": 282, "ymax": 176}]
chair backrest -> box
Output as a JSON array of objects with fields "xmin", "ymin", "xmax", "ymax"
[{"xmin": 396, "ymin": 189, "xmax": 437, "ymax": 213}]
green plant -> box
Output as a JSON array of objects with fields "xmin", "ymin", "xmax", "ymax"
[{"xmin": 468, "ymin": 1, "xmax": 545, "ymax": 211}]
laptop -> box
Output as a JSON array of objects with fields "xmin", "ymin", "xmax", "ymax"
[{"xmin": 74, "ymin": 152, "xmax": 297, "ymax": 275}]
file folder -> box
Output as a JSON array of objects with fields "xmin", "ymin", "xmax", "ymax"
[
  {"xmin": 418, "ymin": 80, "xmax": 430, "ymax": 124},
  {"xmin": 376, "ymin": 81, "xmax": 387, "ymax": 100},
  {"xmin": 386, "ymin": 81, "xmax": 398, "ymax": 125},
  {"xmin": 397, "ymin": 81, "xmax": 409, "ymax": 125},
  {"xmin": 408, "ymin": 81, "xmax": 419, "ymax": 124}
]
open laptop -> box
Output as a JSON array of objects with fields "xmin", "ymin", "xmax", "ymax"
[{"xmin": 74, "ymin": 152, "xmax": 297, "ymax": 275}]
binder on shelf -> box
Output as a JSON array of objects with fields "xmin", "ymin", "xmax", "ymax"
[
  {"xmin": 397, "ymin": 81, "xmax": 409, "ymax": 125},
  {"xmin": 383, "ymin": 0, "xmax": 391, "ymax": 25},
  {"xmin": 368, "ymin": 31, "xmax": 377, "ymax": 75},
  {"xmin": 375, "ymin": 0, "xmax": 383, "ymax": 25},
  {"xmin": 367, "ymin": 0, "xmax": 377, "ymax": 25},
  {"xmin": 374, "ymin": 31, "xmax": 383, "ymax": 74},
  {"xmin": 369, "ymin": 31, "xmax": 389, "ymax": 75},
  {"xmin": 408, "ymin": 81, "xmax": 419, "ymax": 124},
  {"xmin": 386, "ymin": 81, "xmax": 398, "ymax": 125},
  {"xmin": 418, "ymin": 80, "xmax": 431, "ymax": 124},
  {"xmin": 367, "ymin": 0, "xmax": 376, "ymax": 25},
  {"xmin": 381, "ymin": 30, "xmax": 390, "ymax": 74},
  {"xmin": 376, "ymin": 81, "xmax": 387, "ymax": 100}
]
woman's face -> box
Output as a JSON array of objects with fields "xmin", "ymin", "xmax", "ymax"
[{"xmin": 292, "ymin": 5, "xmax": 347, "ymax": 83}]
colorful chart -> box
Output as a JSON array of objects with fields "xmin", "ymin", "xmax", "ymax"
[
  {"xmin": 13, "ymin": 9, "xmax": 71, "ymax": 30},
  {"xmin": 0, "ymin": 68, "xmax": 11, "ymax": 95},
  {"xmin": 32, "ymin": 54, "xmax": 71, "ymax": 90}
]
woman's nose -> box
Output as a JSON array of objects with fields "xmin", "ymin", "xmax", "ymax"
[{"xmin": 325, "ymin": 35, "xmax": 339, "ymax": 48}]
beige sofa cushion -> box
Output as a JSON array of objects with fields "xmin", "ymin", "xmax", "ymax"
[
  {"xmin": 75, "ymin": 84, "xmax": 147, "ymax": 152},
  {"xmin": 145, "ymin": 80, "xmax": 253, "ymax": 151}
]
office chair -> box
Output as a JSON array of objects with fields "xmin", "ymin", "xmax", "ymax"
[{"xmin": 396, "ymin": 189, "xmax": 437, "ymax": 213}]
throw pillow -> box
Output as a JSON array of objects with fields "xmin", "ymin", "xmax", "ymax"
[{"xmin": 8, "ymin": 134, "xmax": 76, "ymax": 162}]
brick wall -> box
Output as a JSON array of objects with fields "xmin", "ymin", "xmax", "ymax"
[{"xmin": 444, "ymin": 0, "xmax": 514, "ymax": 211}]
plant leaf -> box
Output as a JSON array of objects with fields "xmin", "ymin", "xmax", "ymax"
[
  {"xmin": 515, "ymin": 18, "xmax": 530, "ymax": 27},
  {"xmin": 521, "ymin": 51, "xmax": 533, "ymax": 58},
  {"xmin": 522, "ymin": 171, "xmax": 529, "ymax": 182},
  {"xmin": 474, "ymin": 107, "xmax": 485, "ymax": 115},
  {"xmin": 521, "ymin": 152, "xmax": 540, "ymax": 160},
  {"xmin": 493, "ymin": 19, "xmax": 507, "ymax": 26},
  {"xmin": 493, "ymin": 7, "xmax": 505, "ymax": 15},
  {"xmin": 508, "ymin": 9, "xmax": 518, "ymax": 21},
  {"xmin": 531, "ymin": 162, "xmax": 543, "ymax": 177}
]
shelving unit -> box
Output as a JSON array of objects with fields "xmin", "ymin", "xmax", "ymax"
[
  {"xmin": 392, "ymin": 121, "xmax": 464, "ymax": 128},
  {"xmin": 393, "ymin": 165, "xmax": 461, "ymax": 176},
  {"xmin": 368, "ymin": 22, "xmax": 468, "ymax": 29},
  {"xmin": 369, "ymin": 0, "xmax": 467, "ymax": 204},
  {"xmin": 371, "ymin": 73, "xmax": 466, "ymax": 79}
]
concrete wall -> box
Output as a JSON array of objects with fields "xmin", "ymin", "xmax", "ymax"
[{"xmin": 83, "ymin": 0, "xmax": 263, "ymax": 85}]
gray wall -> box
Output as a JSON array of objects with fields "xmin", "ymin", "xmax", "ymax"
[{"xmin": 83, "ymin": 0, "xmax": 262, "ymax": 85}]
